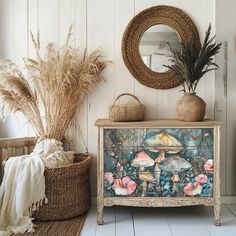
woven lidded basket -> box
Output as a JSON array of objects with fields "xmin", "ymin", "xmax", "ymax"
[
  {"xmin": 109, "ymin": 93, "xmax": 145, "ymax": 122},
  {"xmin": 33, "ymin": 153, "xmax": 91, "ymax": 221}
]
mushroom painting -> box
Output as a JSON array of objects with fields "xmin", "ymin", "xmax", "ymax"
[
  {"xmin": 159, "ymin": 155, "xmax": 192, "ymax": 194},
  {"xmin": 144, "ymin": 131, "xmax": 183, "ymax": 153},
  {"xmin": 138, "ymin": 171, "xmax": 154, "ymax": 197},
  {"xmin": 195, "ymin": 174, "xmax": 208, "ymax": 184},
  {"xmin": 104, "ymin": 128, "xmax": 214, "ymax": 198},
  {"xmin": 183, "ymin": 182, "xmax": 202, "ymax": 196},
  {"xmin": 144, "ymin": 131, "xmax": 183, "ymax": 184},
  {"xmin": 204, "ymin": 159, "xmax": 214, "ymax": 173},
  {"xmin": 112, "ymin": 176, "xmax": 137, "ymax": 196},
  {"xmin": 131, "ymin": 151, "xmax": 154, "ymax": 171},
  {"xmin": 104, "ymin": 172, "xmax": 114, "ymax": 186}
]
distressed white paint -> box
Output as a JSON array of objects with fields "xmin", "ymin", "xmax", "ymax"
[{"xmin": 0, "ymin": 0, "xmax": 228, "ymax": 196}]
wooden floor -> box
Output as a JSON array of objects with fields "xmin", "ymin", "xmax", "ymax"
[{"xmin": 81, "ymin": 204, "xmax": 236, "ymax": 236}]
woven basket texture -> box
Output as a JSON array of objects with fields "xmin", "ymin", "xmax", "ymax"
[
  {"xmin": 33, "ymin": 153, "xmax": 91, "ymax": 221},
  {"xmin": 109, "ymin": 93, "xmax": 145, "ymax": 122}
]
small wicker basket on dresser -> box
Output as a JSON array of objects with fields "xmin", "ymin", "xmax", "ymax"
[{"xmin": 95, "ymin": 119, "xmax": 222, "ymax": 226}]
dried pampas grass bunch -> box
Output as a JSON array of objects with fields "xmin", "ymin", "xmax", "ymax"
[{"xmin": 0, "ymin": 27, "xmax": 107, "ymax": 140}]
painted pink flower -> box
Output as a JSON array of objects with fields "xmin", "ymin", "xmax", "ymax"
[
  {"xmin": 183, "ymin": 182, "xmax": 202, "ymax": 196},
  {"xmin": 104, "ymin": 172, "xmax": 114, "ymax": 185},
  {"xmin": 112, "ymin": 176, "xmax": 137, "ymax": 196},
  {"xmin": 204, "ymin": 159, "xmax": 213, "ymax": 173},
  {"xmin": 195, "ymin": 174, "xmax": 208, "ymax": 184}
]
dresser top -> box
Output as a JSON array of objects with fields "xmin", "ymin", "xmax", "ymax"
[{"xmin": 95, "ymin": 119, "xmax": 222, "ymax": 128}]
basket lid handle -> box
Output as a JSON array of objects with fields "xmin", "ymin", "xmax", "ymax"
[{"xmin": 112, "ymin": 93, "xmax": 143, "ymax": 106}]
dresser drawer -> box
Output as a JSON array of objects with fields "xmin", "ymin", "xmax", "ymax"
[{"xmin": 104, "ymin": 128, "xmax": 214, "ymax": 198}]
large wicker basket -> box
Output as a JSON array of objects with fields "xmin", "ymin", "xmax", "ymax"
[{"xmin": 33, "ymin": 153, "xmax": 91, "ymax": 221}]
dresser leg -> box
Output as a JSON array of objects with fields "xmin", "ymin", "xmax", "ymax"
[
  {"xmin": 97, "ymin": 207, "xmax": 104, "ymax": 225},
  {"xmin": 214, "ymin": 204, "xmax": 221, "ymax": 226},
  {"xmin": 97, "ymin": 198, "xmax": 104, "ymax": 225}
]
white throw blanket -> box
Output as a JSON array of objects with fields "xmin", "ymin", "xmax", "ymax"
[
  {"xmin": 0, "ymin": 154, "xmax": 45, "ymax": 235},
  {"xmin": 0, "ymin": 139, "xmax": 74, "ymax": 235}
]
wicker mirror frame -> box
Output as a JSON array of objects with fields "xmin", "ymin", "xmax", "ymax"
[{"xmin": 122, "ymin": 5, "xmax": 200, "ymax": 89}]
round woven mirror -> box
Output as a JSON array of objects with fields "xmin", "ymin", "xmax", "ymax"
[{"xmin": 122, "ymin": 5, "xmax": 200, "ymax": 89}]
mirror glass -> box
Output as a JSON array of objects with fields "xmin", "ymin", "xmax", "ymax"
[{"xmin": 139, "ymin": 25, "xmax": 181, "ymax": 73}]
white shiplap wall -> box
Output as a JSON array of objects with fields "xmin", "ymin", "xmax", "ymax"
[
  {"xmin": 215, "ymin": 0, "xmax": 236, "ymax": 196},
  {"xmin": 0, "ymin": 0, "xmax": 219, "ymax": 195}
]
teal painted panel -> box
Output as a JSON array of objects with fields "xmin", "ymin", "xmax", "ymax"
[{"xmin": 104, "ymin": 128, "xmax": 214, "ymax": 198}]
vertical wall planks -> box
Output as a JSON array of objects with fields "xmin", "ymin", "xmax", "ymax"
[
  {"xmin": 203, "ymin": 0, "xmax": 215, "ymax": 120},
  {"xmin": 6, "ymin": 0, "xmax": 28, "ymax": 69},
  {"xmin": 215, "ymin": 1, "xmax": 227, "ymax": 196},
  {"xmin": 27, "ymin": 0, "xmax": 38, "ymax": 137},
  {"xmin": 215, "ymin": 2, "xmax": 228, "ymax": 196},
  {"xmin": 114, "ymin": 0, "xmax": 135, "ymax": 97},
  {"xmin": 28, "ymin": 0, "xmax": 38, "ymax": 58},
  {"xmin": 37, "ymin": 0, "xmax": 59, "ymax": 49},
  {"xmin": 74, "ymin": 0, "xmax": 87, "ymax": 49},
  {"xmin": 225, "ymin": 19, "xmax": 236, "ymax": 195},
  {"xmin": 215, "ymin": 0, "xmax": 236, "ymax": 196},
  {"xmin": 179, "ymin": 0, "xmax": 205, "ymax": 37},
  {"xmin": 29, "ymin": 0, "xmax": 59, "ymax": 138},
  {"xmin": 0, "ymin": 1, "xmax": 4, "ymax": 138},
  {"xmin": 58, "ymin": 0, "xmax": 74, "ymax": 47},
  {"xmin": 215, "ymin": 42, "xmax": 227, "ymax": 195},
  {"xmin": 0, "ymin": 0, "xmax": 29, "ymax": 137},
  {"xmin": 87, "ymin": 0, "xmax": 115, "ymax": 194},
  {"xmin": 225, "ymin": 31, "xmax": 236, "ymax": 195},
  {"xmin": 74, "ymin": 0, "xmax": 88, "ymax": 153},
  {"xmin": 0, "ymin": 0, "xmax": 5, "ymax": 56},
  {"xmin": 58, "ymin": 0, "xmax": 76, "ymax": 150},
  {"xmin": 135, "ymin": 0, "xmax": 179, "ymax": 8}
]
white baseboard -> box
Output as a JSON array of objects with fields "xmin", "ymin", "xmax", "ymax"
[{"xmin": 91, "ymin": 196, "xmax": 236, "ymax": 205}]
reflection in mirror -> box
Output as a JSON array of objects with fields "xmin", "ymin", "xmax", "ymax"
[{"xmin": 139, "ymin": 25, "xmax": 181, "ymax": 72}]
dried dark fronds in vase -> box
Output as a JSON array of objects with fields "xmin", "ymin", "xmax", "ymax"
[
  {"xmin": 165, "ymin": 24, "xmax": 222, "ymax": 93},
  {"xmin": 0, "ymin": 27, "xmax": 107, "ymax": 140}
]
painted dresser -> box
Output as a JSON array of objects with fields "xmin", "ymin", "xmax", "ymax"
[{"xmin": 95, "ymin": 119, "xmax": 221, "ymax": 225}]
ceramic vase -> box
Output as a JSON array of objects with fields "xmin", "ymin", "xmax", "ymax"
[{"xmin": 176, "ymin": 92, "xmax": 206, "ymax": 122}]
